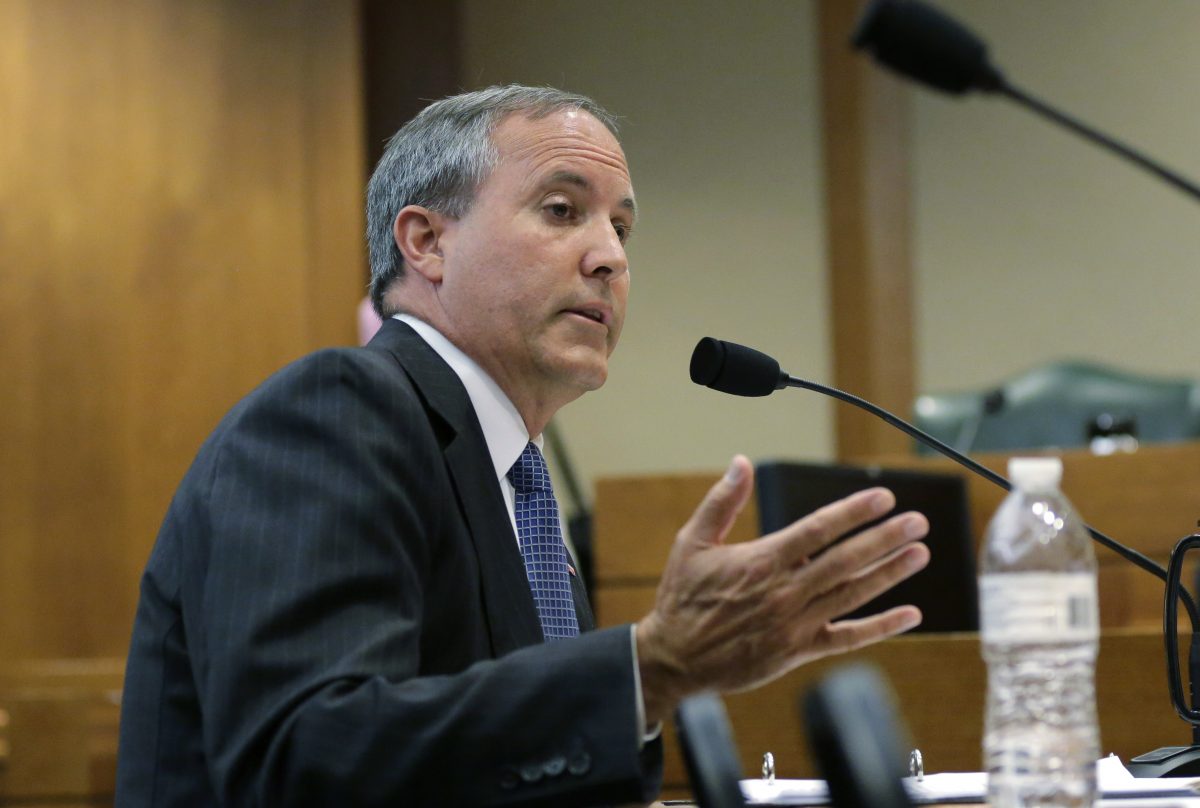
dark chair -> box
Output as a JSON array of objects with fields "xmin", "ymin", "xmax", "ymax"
[
  {"xmin": 674, "ymin": 693, "xmax": 747, "ymax": 808},
  {"xmin": 802, "ymin": 664, "xmax": 915, "ymax": 808},
  {"xmin": 912, "ymin": 359, "xmax": 1200, "ymax": 455}
]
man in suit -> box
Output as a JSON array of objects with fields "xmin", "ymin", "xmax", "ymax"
[{"xmin": 117, "ymin": 85, "xmax": 931, "ymax": 806}]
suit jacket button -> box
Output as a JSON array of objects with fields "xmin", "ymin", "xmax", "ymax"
[
  {"xmin": 520, "ymin": 763, "xmax": 544, "ymax": 783},
  {"xmin": 544, "ymin": 755, "xmax": 567, "ymax": 777},
  {"xmin": 567, "ymin": 750, "xmax": 592, "ymax": 776},
  {"xmin": 499, "ymin": 768, "xmax": 520, "ymax": 790}
]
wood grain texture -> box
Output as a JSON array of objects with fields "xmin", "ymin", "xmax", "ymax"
[
  {"xmin": 0, "ymin": 659, "xmax": 123, "ymax": 801},
  {"xmin": 592, "ymin": 473, "xmax": 761, "ymax": 583},
  {"xmin": 817, "ymin": 0, "xmax": 916, "ymax": 461},
  {"xmin": 0, "ymin": 0, "xmax": 364, "ymax": 663}
]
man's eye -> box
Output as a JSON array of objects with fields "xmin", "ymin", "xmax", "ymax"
[
  {"xmin": 613, "ymin": 222, "xmax": 632, "ymax": 244},
  {"xmin": 546, "ymin": 203, "xmax": 573, "ymax": 219}
]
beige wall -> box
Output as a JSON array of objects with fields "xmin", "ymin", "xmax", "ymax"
[
  {"xmin": 913, "ymin": 0, "xmax": 1200, "ymax": 392},
  {"xmin": 464, "ymin": 0, "xmax": 1200, "ymax": 487},
  {"xmin": 463, "ymin": 0, "xmax": 834, "ymax": 483}
]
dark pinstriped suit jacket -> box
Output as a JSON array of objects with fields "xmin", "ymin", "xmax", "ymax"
[{"xmin": 116, "ymin": 318, "xmax": 661, "ymax": 807}]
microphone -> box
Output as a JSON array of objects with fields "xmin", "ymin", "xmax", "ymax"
[
  {"xmin": 690, "ymin": 336, "xmax": 1012, "ymax": 491},
  {"xmin": 851, "ymin": 0, "xmax": 1004, "ymax": 95},
  {"xmin": 851, "ymin": 0, "xmax": 1200, "ymax": 204},
  {"xmin": 691, "ymin": 336, "xmax": 1200, "ymax": 769},
  {"xmin": 689, "ymin": 336, "xmax": 786, "ymax": 397},
  {"xmin": 689, "ymin": 336, "xmax": 1197, "ymax": 618},
  {"xmin": 952, "ymin": 387, "xmax": 1006, "ymax": 456}
]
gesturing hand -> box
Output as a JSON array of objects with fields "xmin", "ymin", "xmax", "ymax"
[{"xmin": 635, "ymin": 455, "xmax": 930, "ymax": 726}]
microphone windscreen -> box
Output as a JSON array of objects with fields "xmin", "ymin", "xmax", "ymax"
[
  {"xmin": 852, "ymin": 0, "xmax": 1004, "ymax": 95},
  {"xmin": 690, "ymin": 338, "xmax": 783, "ymax": 397}
]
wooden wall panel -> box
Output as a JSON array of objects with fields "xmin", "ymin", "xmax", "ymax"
[
  {"xmin": 0, "ymin": 0, "xmax": 364, "ymax": 663},
  {"xmin": 360, "ymin": 0, "xmax": 462, "ymax": 173},
  {"xmin": 0, "ymin": 659, "xmax": 124, "ymax": 802},
  {"xmin": 817, "ymin": 0, "xmax": 916, "ymax": 461}
]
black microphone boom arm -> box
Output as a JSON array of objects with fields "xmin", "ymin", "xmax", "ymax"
[{"xmin": 782, "ymin": 372, "xmax": 1198, "ymax": 628}]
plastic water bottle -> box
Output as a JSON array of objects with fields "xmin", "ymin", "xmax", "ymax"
[{"xmin": 980, "ymin": 457, "xmax": 1100, "ymax": 807}]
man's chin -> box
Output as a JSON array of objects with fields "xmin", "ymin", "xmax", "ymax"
[{"xmin": 545, "ymin": 353, "xmax": 609, "ymax": 394}]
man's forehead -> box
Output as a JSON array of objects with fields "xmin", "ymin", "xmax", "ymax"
[{"xmin": 491, "ymin": 110, "xmax": 634, "ymax": 197}]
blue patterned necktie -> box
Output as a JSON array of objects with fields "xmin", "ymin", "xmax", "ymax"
[{"xmin": 507, "ymin": 442, "xmax": 579, "ymax": 641}]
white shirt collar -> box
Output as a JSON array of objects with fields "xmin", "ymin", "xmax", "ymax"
[{"xmin": 395, "ymin": 314, "xmax": 537, "ymax": 482}]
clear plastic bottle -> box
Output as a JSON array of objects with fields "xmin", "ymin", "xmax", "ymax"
[{"xmin": 980, "ymin": 457, "xmax": 1100, "ymax": 807}]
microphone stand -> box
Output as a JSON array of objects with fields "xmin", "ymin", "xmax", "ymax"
[
  {"xmin": 996, "ymin": 82, "xmax": 1200, "ymax": 205},
  {"xmin": 850, "ymin": 0, "xmax": 1200, "ymax": 769},
  {"xmin": 782, "ymin": 373, "xmax": 1200, "ymax": 775}
]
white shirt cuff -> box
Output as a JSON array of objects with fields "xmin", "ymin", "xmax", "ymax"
[{"xmin": 630, "ymin": 624, "xmax": 663, "ymax": 746}]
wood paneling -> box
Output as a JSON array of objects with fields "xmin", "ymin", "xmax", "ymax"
[
  {"xmin": 0, "ymin": 659, "xmax": 123, "ymax": 803},
  {"xmin": 0, "ymin": 0, "xmax": 364, "ymax": 663},
  {"xmin": 360, "ymin": 0, "xmax": 461, "ymax": 173},
  {"xmin": 817, "ymin": 0, "xmax": 916, "ymax": 461},
  {"xmin": 593, "ymin": 473, "xmax": 761, "ymax": 583}
]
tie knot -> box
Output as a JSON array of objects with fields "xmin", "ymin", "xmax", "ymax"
[{"xmin": 508, "ymin": 443, "xmax": 552, "ymax": 495}]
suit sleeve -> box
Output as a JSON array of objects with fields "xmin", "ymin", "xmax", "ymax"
[{"xmin": 173, "ymin": 348, "xmax": 661, "ymax": 806}]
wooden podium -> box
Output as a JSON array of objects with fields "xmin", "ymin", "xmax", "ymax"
[{"xmin": 592, "ymin": 441, "xmax": 1200, "ymax": 797}]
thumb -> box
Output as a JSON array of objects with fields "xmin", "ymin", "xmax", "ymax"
[{"xmin": 678, "ymin": 455, "xmax": 754, "ymax": 552}]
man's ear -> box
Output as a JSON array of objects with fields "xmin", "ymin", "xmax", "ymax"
[{"xmin": 393, "ymin": 205, "xmax": 450, "ymax": 283}]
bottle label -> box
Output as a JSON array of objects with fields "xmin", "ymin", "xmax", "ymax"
[{"xmin": 979, "ymin": 572, "xmax": 1099, "ymax": 643}]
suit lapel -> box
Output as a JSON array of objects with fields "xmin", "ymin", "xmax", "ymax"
[{"xmin": 369, "ymin": 320, "xmax": 544, "ymax": 655}]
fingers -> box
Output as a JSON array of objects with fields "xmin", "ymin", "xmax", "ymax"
[
  {"xmin": 762, "ymin": 487, "xmax": 896, "ymax": 566},
  {"xmin": 803, "ymin": 508, "xmax": 927, "ymax": 582},
  {"xmin": 676, "ymin": 455, "xmax": 754, "ymax": 552},
  {"xmin": 807, "ymin": 605, "xmax": 925, "ymax": 657},
  {"xmin": 643, "ymin": 473, "xmax": 933, "ymax": 711},
  {"xmin": 794, "ymin": 509, "xmax": 929, "ymax": 615},
  {"xmin": 809, "ymin": 539, "xmax": 931, "ymax": 625}
]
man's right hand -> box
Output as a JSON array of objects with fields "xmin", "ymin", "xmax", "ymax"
[{"xmin": 635, "ymin": 455, "xmax": 931, "ymax": 727}]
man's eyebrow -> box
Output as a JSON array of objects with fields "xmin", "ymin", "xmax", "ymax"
[{"xmin": 545, "ymin": 170, "xmax": 638, "ymax": 220}]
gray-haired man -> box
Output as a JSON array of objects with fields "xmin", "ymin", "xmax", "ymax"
[{"xmin": 117, "ymin": 84, "xmax": 929, "ymax": 807}]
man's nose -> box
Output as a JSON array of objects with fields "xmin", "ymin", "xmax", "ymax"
[{"xmin": 581, "ymin": 223, "xmax": 629, "ymax": 281}]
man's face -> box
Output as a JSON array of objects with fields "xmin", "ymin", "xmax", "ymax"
[{"xmin": 434, "ymin": 108, "xmax": 635, "ymax": 415}]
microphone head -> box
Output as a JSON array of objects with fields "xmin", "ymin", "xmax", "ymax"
[
  {"xmin": 852, "ymin": 0, "xmax": 1005, "ymax": 95},
  {"xmin": 690, "ymin": 338, "xmax": 785, "ymax": 397}
]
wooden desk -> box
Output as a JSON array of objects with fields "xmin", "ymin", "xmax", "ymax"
[
  {"xmin": 592, "ymin": 450, "xmax": 1200, "ymax": 799},
  {"xmin": 596, "ymin": 443, "xmax": 1200, "ymax": 632},
  {"xmin": 648, "ymin": 629, "xmax": 1190, "ymax": 801},
  {"xmin": 872, "ymin": 441, "xmax": 1200, "ymax": 628}
]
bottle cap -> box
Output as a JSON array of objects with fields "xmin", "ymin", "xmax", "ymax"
[{"xmin": 1007, "ymin": 456, "xmax": 1062, "ymax": 489}]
